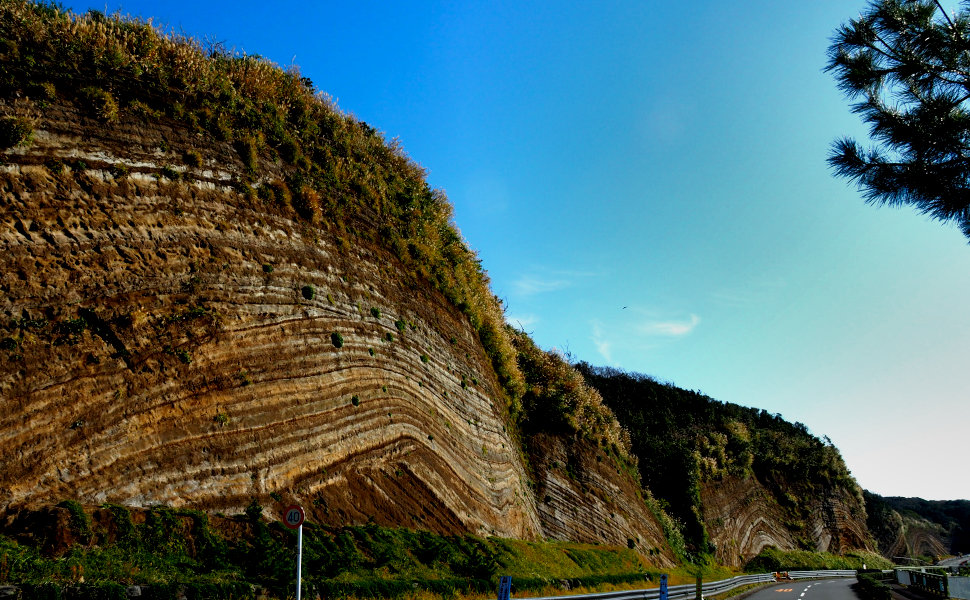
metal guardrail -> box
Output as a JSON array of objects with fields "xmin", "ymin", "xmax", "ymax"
[
  {"xmin": 527, "ymin": 570, "xmax": 857, "ymax": 600},
  {"xmin": 789, "ymin": 571, "xmax": 857, "ymax": 579}
]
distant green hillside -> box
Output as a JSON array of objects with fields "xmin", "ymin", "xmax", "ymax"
[{"xmin": 575, "ymin": 363, "xmax": 859, "ymax": 555}]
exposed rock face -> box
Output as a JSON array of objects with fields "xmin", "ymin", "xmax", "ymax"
[
  {"xmin": 865, "ymin": 494, "xmax": 969, "ymax": 559},
  {"xmin": 0, "ymin": 98, "xmax": 674, "ymax": 556},
  {"xmin": 867, "ymin": 504, "xmax": 949, "ymax": 559},
  {"xmin": 879, "ymin": 514, "xmax": 948, "ymax": 559},
  {"xmin": 702, "ymin": 476, "xmax": 794, "ymax": 566},
  {"xmin": 530, "ymin": 433, "xmax": 675, "ymax": 566},
  {"xmin": 808, "ymin": 485, "xmax": 871, "ymax": 555},
  {"xmin": 0, "ymin": 99, "xmax": 539, "ymax": 536},
  {"xmin": 702, "ymin": 475, "xmax": 871, "ymax": 566}
]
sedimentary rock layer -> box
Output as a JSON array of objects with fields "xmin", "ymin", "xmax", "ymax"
[
  {"xmin": 0, "ymin": 100, "xmax": 538, "ymax": 538},
  {"xmin": 702, "ymin": 475, "xmax": 871, "ymax": 566},
  {"xmin": 0, "ymin": 99, "xmax": 676, "ymax": 559}
]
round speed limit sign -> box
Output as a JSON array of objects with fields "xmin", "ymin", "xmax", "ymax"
[{"xmin": 283, "ymin": 504, "xmax": 305, "ymax": 529}]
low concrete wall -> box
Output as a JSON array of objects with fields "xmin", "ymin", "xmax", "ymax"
[{"xmin": 949, "ymin": 576, "xmax": 970, "ymax": 600}]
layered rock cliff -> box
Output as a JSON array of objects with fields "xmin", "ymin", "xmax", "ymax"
[
  {"xmin": 702, "ymin": 475, "xmax": 870, "ymax": 566},
  {"xmin": 576, "ymin": 363, "xmax": 874, "ymax": 566},
  {"xmin": 0, "ymin": 18, "xmax": 674, "ymax": 560},
  {"xmin": 0, "ymin": 99, "xmax": 540, "ymax": 537},
  {"xmin": 0, "ymin": 3, "xmax": 898, "ymax": 570},
  {"xmin": 865, "ymin": 492, "xmax": 970, "ymax": 559}
]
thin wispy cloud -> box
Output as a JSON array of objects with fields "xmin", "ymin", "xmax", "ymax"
[
  {"xmin": 510, "ymin": 268, "xmax": 597, "ymax": 298},
  {"xmin": 637, "ymin": 314, "xmax": 700, "ymax": 337},
  {"xmin": 512, "ymin": 275, "xmax": 572, "ymax": 296},
  {"xmin": 591, "ymin": 321, "xmax": 614, "ymax": 364}
]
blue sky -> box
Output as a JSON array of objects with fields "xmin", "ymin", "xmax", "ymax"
[{"xmin": 64, "ymin": 1, "xmax": 970, "ymax": 501}]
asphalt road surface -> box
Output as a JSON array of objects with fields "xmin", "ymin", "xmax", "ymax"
[
  {"xmin": 939, "ymin": 554, "xmax": 970, "ymax": 567},
  {"xmin": 741, "ymin": 579, "xmax": 860, "ymax": 600}
]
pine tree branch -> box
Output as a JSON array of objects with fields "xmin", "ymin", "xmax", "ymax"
[{"xmin": 933, "ymin": 0, "xmax": 955, "ymax": 28}]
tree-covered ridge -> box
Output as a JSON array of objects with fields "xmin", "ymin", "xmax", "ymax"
[
  {"xmin": 575, "ymin": 363, "xmax": 859, "ymax": 555},
  {"xmin": 869, "ymin": 493, "xmax": 970, "ymax": 555},
  {"xmin": 0, "ymin": 0, "xmax": 523, "ymax": 402},
  {"xmin": 512, "ymin": 333, "xmax": 634, "ymax": 463}
]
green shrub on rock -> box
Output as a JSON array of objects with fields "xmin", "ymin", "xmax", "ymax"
[
  {"xmin": 0, "ymin": 115, "xmax": 32, "ymax": 148},
  {"xmin": 80, "ymin": 86, "xmax": 118, "ymax": 121}
]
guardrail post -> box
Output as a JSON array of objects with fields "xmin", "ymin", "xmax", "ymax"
[
  {"xmin": 498, "ymin": 576, "xmax": 512, "ymax": 600},
  {"xmin": 696, "ymin": 575, "xmax": 702, "ymax": 600}
]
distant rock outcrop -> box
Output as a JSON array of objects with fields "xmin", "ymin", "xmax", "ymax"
[
  {"xmin": 576, "ymin": 363, "xmax": 874, "ymax": 566},
  {"xmin": 702, "ymin": 475, "xmax": 871, "ymax": 566},
  {"xmin": 865, "ymin": 492, "xmax": 970, "ymax": 559}
]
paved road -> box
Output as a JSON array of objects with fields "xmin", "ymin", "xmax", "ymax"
[
  {"xmin": 938, "ymin": 554, "xmax": 970, "ymax": 568},
  {"xmin": 742, "ymin": 579, "xmax": 860, "ymax": 600}
]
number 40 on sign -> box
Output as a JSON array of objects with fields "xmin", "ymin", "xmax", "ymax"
[{"xmin": 284, "ymin": 505, "xmax": 305, "ymax": 529}]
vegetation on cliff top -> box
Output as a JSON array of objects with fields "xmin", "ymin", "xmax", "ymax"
[{"xmin": 512, "ymin": 332, "xmax": 635, "ymax": 464}]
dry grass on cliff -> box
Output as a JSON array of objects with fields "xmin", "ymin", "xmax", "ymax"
[{"xmin": 0, "ymin": 0, "xmax": 526, "ymax": 406}]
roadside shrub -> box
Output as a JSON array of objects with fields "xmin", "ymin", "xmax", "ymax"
[
  {"xmin": 56, "ymin": 499, "xmax": 92, "ymax": 542},
  {"xmin": 79, "ymin": 86, "xmax": 118, "ymax": 121},
  {"xmin": 856, "ymin": 572, "xmax": 893, "ymax": 600},
  {"xmin": 0, "ymin": 115, "xmax": 32, "ymax": 148}
]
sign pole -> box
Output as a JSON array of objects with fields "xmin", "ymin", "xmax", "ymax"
[
  {"xmin": 296, "ymin": 522, "xmax": 303, "ymax": 600},
  {"xmin": 283, "ymin": 505, "xmax": 306, "ymax": 600}
]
